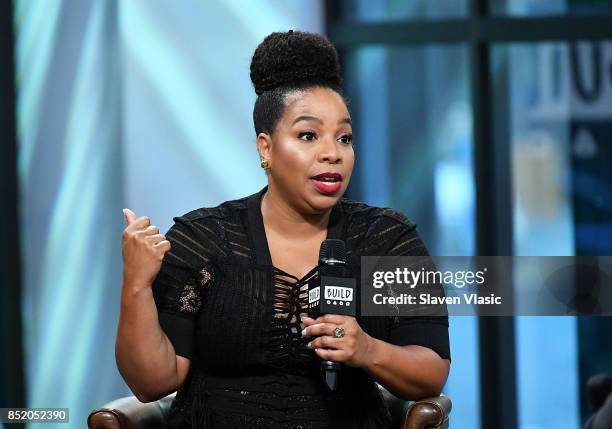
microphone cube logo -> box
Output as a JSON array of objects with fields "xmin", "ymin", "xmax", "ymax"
[
  {"xmin": 320, "ymin": 276, "xmax": 356, "ymax": 316},
  {"xmin": 324, "ymin": 286, "xmax": 353, "ymax": 302},
  {"xmin": 309, "ymin": 287, "xmax": 321, "ymax": 305}
]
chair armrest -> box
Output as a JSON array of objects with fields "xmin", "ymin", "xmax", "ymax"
[
  {"xmin": 376, "ymin": 383, "xmax": 452, "ymax": 429},
  {"xmin": 401, "ymin": 394, "xmax": 452, "ymax": 429},
  {"xmin": 88, "ymin": 389, "xmax": 451, "ymax": 429},
  {"xmin": 87, "ymin": 392, "xmax": 176, "ymax": 429}
]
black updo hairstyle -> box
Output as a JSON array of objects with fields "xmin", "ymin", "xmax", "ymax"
[{"xmin": 250, "ymin": 30, "xmax": 346, "ymax": 137}]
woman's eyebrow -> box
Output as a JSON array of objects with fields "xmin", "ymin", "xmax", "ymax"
[{"xmin": 292, "ymin": 115, "xmax": 353, "ymax": 126}]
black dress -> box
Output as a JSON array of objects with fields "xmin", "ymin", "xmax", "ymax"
[{"xmin": 152, "ymin": 185, "xmax": 451, "ymax": 429}]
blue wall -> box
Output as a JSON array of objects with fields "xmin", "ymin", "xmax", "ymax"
[{"xmin": 14, "ymin": 1, "xmax": 322, "ymax": 426}]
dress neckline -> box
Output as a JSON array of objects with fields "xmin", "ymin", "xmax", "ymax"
[{"xmin": 246, "ymin": 185, "xmax": 345, "ymax": 282}]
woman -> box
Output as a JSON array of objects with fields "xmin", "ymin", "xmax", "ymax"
[{"xmin": 116, "ymin": 30, "xmax": 451, "ymax": 429}]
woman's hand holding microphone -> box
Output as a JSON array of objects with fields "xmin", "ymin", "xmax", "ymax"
[
  {"xmin": 121, "ymin": 208, "xmax": 171, "ymax": 292},
  {"xmin": 301, "ymin": 314, "xmax": 374, "ymax": 369}
]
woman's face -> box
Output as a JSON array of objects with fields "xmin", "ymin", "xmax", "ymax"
[{"xmin": 258, "ymin": 86, "xmax": 355, "ymax": 214}]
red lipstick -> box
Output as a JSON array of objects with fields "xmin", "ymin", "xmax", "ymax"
[{"xmin": 310, "ymin": 172, "xmax": 343, "ymax": 195}]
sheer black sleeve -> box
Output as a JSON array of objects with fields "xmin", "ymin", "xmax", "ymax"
[
  {"xmin": 152, "ymin": 213, "xmax": 224, "ymax": 359},
  {"xmin": 383, "ymin": 210, "xmax": 451, "ymax": 361}
]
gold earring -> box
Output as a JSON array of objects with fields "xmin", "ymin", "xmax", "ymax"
[{"xmin": 260, "ymin": 159, "xmax": 270, "ymax": 169}]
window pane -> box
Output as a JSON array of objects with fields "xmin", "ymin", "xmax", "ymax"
[
  {"xmin": 344, "ymin": 44, "xmax": 478, "ymax": 428},
  {"xmin": 340, "ymin": 0, "xmax": 467, "ymax": 21},
  {"xmin": 490, "ymin": 0, "xmax": 612, "ymax": 16},
  {"xmin": 492, "ymin": 40, "xmax": 612, "ymax": 426}
]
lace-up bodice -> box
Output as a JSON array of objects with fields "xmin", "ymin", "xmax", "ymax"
[{"xmin": 152, "ymin": 185, "xmax": 450, "ymax": 428}]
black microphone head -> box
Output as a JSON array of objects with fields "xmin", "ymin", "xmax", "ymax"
[{"xmin": 319, "ymin": 239, "xmax": 346, "ymax": 264}]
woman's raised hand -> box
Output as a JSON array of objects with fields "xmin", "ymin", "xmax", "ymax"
[{"xmin": 121, "ymin": 208, "xmax": 171, "ymax": 290}]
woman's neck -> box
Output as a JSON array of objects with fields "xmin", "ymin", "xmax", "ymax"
[{"xmin": 261, "ymin": 185, "xmax": 331, "ymax": 240}]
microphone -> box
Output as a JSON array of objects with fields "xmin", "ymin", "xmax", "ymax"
[{"xmin": 308, "ymin": 239, "xmax": 356, "ymax": 390}]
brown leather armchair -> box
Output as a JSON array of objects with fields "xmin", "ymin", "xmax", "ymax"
[{"xmin": 87, "ymin": 385, "xmax": 451, "ymax": 429}]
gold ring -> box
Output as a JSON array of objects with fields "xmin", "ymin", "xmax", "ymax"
[{"xmin": 332, "ymin": 327, "xmax": 345, "ymax": 338}]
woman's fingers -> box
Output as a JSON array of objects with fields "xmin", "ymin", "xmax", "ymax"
[
  {"xmin": 300, "ymin": 316, "xmax": 316, "ymax": 331},
  {"xmin": 122, "ymin": 209, "xmax": 159, "ymax": 236},
  {"xmin": 143, "ymin": 225, "xmax": 160, "ymax": 235},
  {"xmin": 146, "ymin": 233, "xmax": 166, "ymax": 244},
  {"xmin": 123, "ymin": 208, "xmax": 136, "ymax": 226},
  {"xmin": 307, "ymin": 335, "xmax": 347, "ymax": 349},
  {"xmin": 122, "ymin": 209, "xmax": 150, "ymax": 230},
  {"xmin": 154, "ymin": 240, "xmax": 171, "ymax": 253},
  {"xmin": 123, "ymin": 216, "xmax": 152, "ymax": 240},
  {"xmin": 312, "ymin": 348, "xmax": 350, "ymax": 362},
  {"xmin": 302, "ymin": 322, "xmax": 341, "ymax": 338},
  {"xmin": 131, "ymin": 216, "xmax": 151, "ymax": 230}
]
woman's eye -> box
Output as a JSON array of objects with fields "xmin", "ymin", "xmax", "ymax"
[
  {"xmin": 298, "ymin": 131, "xmax": 317, "ymax": 141},
  {"xmin": 339, "ymin": 134, "xmax": 353, "ymax": 144}
]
